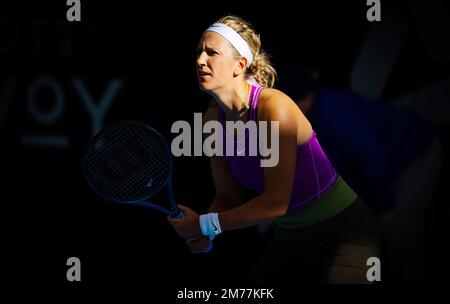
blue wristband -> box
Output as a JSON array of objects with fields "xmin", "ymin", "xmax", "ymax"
[{"xmin": 199, "ymin": 213, "xmax": 222, "ymax": 240}]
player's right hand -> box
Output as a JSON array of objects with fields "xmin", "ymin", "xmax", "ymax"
[{"xmin": 185, "ymin": 234, "xmax": 212, "ymax": 254}]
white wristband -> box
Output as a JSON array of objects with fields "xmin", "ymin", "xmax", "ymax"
[{"xmin": 199, "ymin": 213, "xmax": 222, "ymax": 240}]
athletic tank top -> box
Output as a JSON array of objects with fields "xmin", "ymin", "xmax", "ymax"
[{"xmin": 218, "ymin": 85, "xmax": 339, "ymax": 214}]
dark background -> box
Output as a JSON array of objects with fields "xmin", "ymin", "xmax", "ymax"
[{"xmin": 1, "ymin": 0, "xmax": 449, "ymax": 294}]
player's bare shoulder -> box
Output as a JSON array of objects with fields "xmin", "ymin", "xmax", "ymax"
[
  {"xmin": 203, "ymin": 103, "xmax": 219, "ymax": 124},
  {"xmin": 202, "ymin": 103, "xmax": 220, "ymax": 141},
  {"xmin": 257, "ymin": 88, "xmax": 301, "ymax": 122},
  {"xmin": 257, "ymin": 88, "xmax": 313, "ymax": 145}
]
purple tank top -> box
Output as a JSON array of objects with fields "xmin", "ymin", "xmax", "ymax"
[{"xmin": 218, "ymin": 85, "xmax": 338, "ymax": 213}]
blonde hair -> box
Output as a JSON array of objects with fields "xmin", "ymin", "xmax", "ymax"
[{"xmin": 216, "ymin": 15, "xmax": 277, "ymax": 88}]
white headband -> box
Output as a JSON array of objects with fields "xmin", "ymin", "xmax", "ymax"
[{"xmin": 205, "ymin": 23, "xmax": 254, "ymax": 67}]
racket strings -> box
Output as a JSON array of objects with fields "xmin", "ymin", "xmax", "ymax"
[{"xmin": 84, "ymin": 123, "xmax": 171, "ymax": 202}]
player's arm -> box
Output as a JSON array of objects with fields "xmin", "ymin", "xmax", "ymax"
[
  {"xmin": 178, "ymin": 105, "xmax": 245, "ymax": 253},
  {"xmin": 203, "ymin": 105, "xmax": 244, "ymax": 213},
  {"xmin": 219, "ymin": 90, "xmax": 299, "ymax": 231}
]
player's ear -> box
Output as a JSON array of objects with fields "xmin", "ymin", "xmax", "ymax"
[{"xmin": 233, "ymin": 57, "xmax": 248, "ymax": 76}]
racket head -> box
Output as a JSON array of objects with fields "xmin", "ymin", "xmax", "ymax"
[{"xmin": 82, "ymin": 121, "xmax": 173, "ymax": 204}]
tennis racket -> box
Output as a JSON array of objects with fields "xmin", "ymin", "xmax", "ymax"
[{"xmin": 82, "ymin": 120, "xmax": 184, "ymax": 218}]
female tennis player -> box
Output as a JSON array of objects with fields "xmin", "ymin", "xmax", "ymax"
[{"xmin": 168, "ymin": 15, "xmax": 380, "ymax": 284}]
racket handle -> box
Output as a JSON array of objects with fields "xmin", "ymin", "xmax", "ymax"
[{"xmin": 170, "ymin": 208, "xmax": 184, "ymax": 219}]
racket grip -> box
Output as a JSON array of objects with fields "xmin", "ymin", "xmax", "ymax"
[{"xmin": 170, "ymin": 208, "xmax": 184, "ymax": 219}]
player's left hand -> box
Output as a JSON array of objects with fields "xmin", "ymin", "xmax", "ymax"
[{"xmin": 167, "ymin": 204, "xmax": 202, "ymax": 239}]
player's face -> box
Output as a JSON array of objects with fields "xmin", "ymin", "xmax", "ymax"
[{"xmin": 196, "ymin": 32, "xmax": 238, "ymax": 92}]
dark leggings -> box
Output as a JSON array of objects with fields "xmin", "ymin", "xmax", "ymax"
[{"xmin": 247, "ymin": 197, "xmax": 381, "ymax": 284}]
